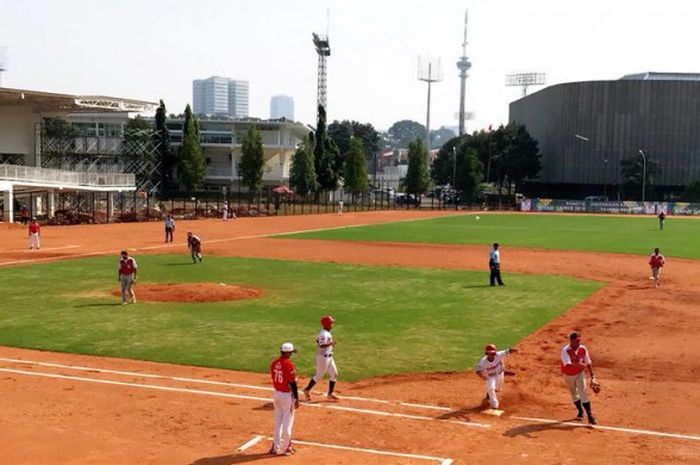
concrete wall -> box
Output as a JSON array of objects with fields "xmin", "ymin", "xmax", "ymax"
[
  {"xmin": 509, "ymin": 80, "xmax": 700, "ymax": 186},
  {"xmin": 0, "ymin": 106, "xmax": 41, "ymax": 163}
]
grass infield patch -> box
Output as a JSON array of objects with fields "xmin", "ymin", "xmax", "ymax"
[
  {"xmin": 0, "ymin": 255, "xmax": 601, "ymax": 380},
  {"xmin": 283, "ymin": 213, "xmax": 700, "ymax": 259}
]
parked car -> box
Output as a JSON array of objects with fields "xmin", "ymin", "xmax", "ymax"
[{"xmin": 395, "ymin": 193, "xmax": 420, "ymax": 205}]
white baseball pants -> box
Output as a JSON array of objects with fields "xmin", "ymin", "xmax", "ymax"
[
  {"xmin": 485, "ymin": 373, "xmax": 504, "ymax": 408},
  {"xmin": 312, "ymin": 355, "xmax": 338, "ymax": 382},
  {"xmin": 563, "ymin": 372, "xmax": 589, "ymax": 403},
  {"xmin": 120, "ymin": 275, "xmax": 135, "ymax": 303},
  {"xmin": 29, "ymin": 233, "xmax": 40, "ymax": 249},
  {"xmin": 272, "ymin": 391, "xmax": 296, "ymax": 453}
]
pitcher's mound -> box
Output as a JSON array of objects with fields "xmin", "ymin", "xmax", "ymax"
[{"xmin": 112, "ymin": 283, "xmax": 262, "ymax": 303}]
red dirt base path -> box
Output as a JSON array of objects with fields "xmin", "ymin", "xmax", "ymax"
[
  {"xmin": 110, "ymin": 282, "xmax": 262, "ymax": 303},
  {"xmin": 0, "ymin": 211, "xmax": 698, "ymax": 465}
]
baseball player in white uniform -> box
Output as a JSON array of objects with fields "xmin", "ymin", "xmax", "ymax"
[
  {"xmin": 476, "ymin": 344, "xmax": 517, "ymax": 410},
  {"xmin": 303, "ymin": 315, "xmax": 339, "ymax": 401}
]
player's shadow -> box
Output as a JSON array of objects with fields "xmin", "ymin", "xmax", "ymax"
[
  {"xmin": 436, "ymin": 404, "xmax": 482, "ymax": 422},
  {"xmin": 503, "ymin": 419, "xmax": 590, "ymax": 438},
  {"xmin": 166, "ymin": 262, "xmax": 197, "ymax": 266},
  {"xmin": 189, "ymin": 452, "xmax": 271, "ymax": 465},
  {"xmin": 73, "ymin": 303, "xmax": 123, "ymax": 308},
  {"xmin": 462, "ymin": 284, "xmax": 493, "ymax": 289}
]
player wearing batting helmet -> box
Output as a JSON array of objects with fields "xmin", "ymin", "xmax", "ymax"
[
  {"xmin": 303, "ymin": 315, "xmax": 339, "ymax": 401},
  {"xmin": 476, "ymin": 343, "xmax": 517, "ymax": 410}
]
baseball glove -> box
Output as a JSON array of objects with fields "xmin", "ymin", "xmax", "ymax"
[{"xmin": 590, "ymin": 378, "xmax": 601, "ymax": 394}]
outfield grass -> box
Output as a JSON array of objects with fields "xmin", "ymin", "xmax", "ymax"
[
  {"xmin": 284, "ymin": 213, "xmax": 700, "ymax": 259},
  {"xmin": 0, "ymin": 255, "xmax": 600, "ymax": 380}
]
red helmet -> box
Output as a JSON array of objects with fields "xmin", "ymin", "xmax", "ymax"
[
  {"xmin": 484, "ymin": 344, "xmax": 497, "ymax": 354},
  {"xmin": 320, "ymin": 315, "xmax": 335, "ymax": 328}
]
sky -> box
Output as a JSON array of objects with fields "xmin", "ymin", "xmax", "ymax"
[{"xmin": 2, "ymin": 0, "xmax": 700, "ymax": 132}]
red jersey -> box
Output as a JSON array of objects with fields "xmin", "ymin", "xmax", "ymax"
[
  {"xmin": 119, "ymin": 257, "xmax": 137, "ymax": 275},
  {"xmin": 29, "ymin": 223, "xmax": 40, "ymax": 234},
  {"xmin": 560, "ymin": 343, "xmax": 591, "ymax": 376},
  {"xmin": 649, "ymin": 253, "xmax": 665, "ymax": 268},
  {"xmin": 188, "ymin": 235, "xmax": 201, "ymax": 248},
  {"xmin": 270, "ymin": 357, "xmax": 296, "ymax": 392}
]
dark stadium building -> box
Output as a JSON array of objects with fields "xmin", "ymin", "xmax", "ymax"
[{"xmin": 509, "ymin": 73, "xmax": 700, "ymax": 199}]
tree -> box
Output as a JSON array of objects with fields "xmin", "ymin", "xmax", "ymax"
[
  {"xmin": 154, "ymin": 100, "xmax": 176, "ymax": 193},
  {"xmin": 430, "ymin": 127, "xmax": 457, "ymax": 149},
  {"xmin": 455, "ymin": 145, "xmax": 483, "ymax": 202},
  {"xmin": 404, "ymin": 138, "xmax": 431, "ymax": 197},
  {"xmin": 289, "ymin": 135, "xmax": 317, "ymax": 196},
  {"xmin": 120, "ymin": 116, "xmax": 155, "ymax": 188},
  {"xmin": 501, "ymin": 123, "xmax": 541, "ymax": 193},
  {"xmin": 239, "ymin": 126, "xmax": 265, "ymax": 196},
  {"xmin": 387, "ymin": 120, "xmax": 426, "ymax": 149},
  {"xmin": 431, "ymin": 136, "xmax": 462, "ymax": 185},
  {"xmin": 620, "ymin": 155, "xmax": 660, "ymax": 200},
  {"xmin": 683, "ymin": 181, "xmax": 700, "ymax": 202},
  {"xmin": 314, "ymin": 105, "xmax": 340, "ymax": 192},
  {"xmin": 343, "ymin": 136, "xmax": 369, "ymax": 195},
  {"xmin": 177, "ymin": 104, "xmax": 206, "ymax": 192},
  {"xmin": 328, "ymin": 120, "xmax": 381, "ymax": 166}
]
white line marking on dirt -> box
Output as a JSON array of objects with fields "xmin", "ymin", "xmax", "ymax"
[
  {"xmin": 236, "ymin": 435, "xmax": 264, "ymax": 452},
  {"xmin": 4, "ymin": 245, "xmax": 82, "ymax": 253},
  {"xmin": 0, "ymin": 358, "xmax": 455, "ymax": 412},
  {"xmin": 0, "ymin": 367, "xmax": 487, "ymax": 430},
  {"xmin": 0, "ymin": 213, "xmax": 466, "ymax": 267},
  {"xmin": 511, "ymin": 416, "xmax": 700, "ymax": 442},
  {"xmin": 259, "ymin": 435, "xmax": 453, "ymax": 464}
]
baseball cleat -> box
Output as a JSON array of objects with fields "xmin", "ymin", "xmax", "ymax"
[
  {"xmin": 303, "ymin": 389, "xmax": 311, "ymax": 401},
  {"xmin": 588, "ymin": 416, "xmax": 597, "ymax": 425},
  {"xmin": 284, "ymin": 447, "xmax": 296, "ymax": 456},
  {"xmin": 575, "ymin": 414, "xmax": 583, "ymax": 421},
  {"xmin": 268, "ymin": 447, "xmax": 278, "ymax": 455},
  {"xmin": 327, "ymin": 394, "xmax": 339, "ymax": 401}
]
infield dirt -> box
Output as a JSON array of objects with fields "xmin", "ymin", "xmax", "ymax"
[{"xmin": 0, "ymin": 211, "xmax": 698, "ymax": 465}]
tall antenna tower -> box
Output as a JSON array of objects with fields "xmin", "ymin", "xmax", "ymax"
[
  {"xmin": 0, "ymin": 46, "xmax": 8, "ymax": 87},
  {"xmin": 418, "ymin": 56, "xmax": 443, "ymax": 150},
  {"xmin": 456, "ymin": 9, "xmax": 472, "ymax": 136},
  {"xmin": 312, "ymin": 12, "xmax": 331, "ymax": 117}
]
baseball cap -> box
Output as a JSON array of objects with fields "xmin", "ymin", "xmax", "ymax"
[
  {"xmin": 280, "ymin": 342, "xmax": 297, "ymax": 353},
  {"xmin": 569, "ymin": 331, "xmax": 581, "ymax": 341}
]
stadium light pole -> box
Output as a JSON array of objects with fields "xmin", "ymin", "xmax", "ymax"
[
  {"xmin": 452, "ymin": 146, "xmax": 457, "ymax": 189},
  {"xmin": 638, "ymin": 149, "xmax": 647, "ymax": 203}
]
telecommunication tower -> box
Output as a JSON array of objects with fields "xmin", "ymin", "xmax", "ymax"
[
  {"xmin": 312, "ymin": 33, "xmax": 331, "ymax": 115},
  {"xmin": 505, "ymin": 72, "xmax": 547, "ymax": 97},
  {"xmin": 456, "ymin": 10, "xmax": 472, "ymax": 136},
  {"xmin": 418, "ymin": 56, "xmax": 443, "ymax": 150}
]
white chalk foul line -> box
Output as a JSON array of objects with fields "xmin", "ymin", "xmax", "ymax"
[
  {"xmin": 0, "ymin": 357, "xmax": 454, "ymax": 413},
  {"xmin": 0, "ymin": 366, "xmax": 487, "ymax": 430},
  {"xmin": 243, "ymin": 436, "xmax": 453, "ymax": 465},
  {"xmin": 236, "ymin": 435, "xmax": 264, "ymax": 452},
  {"xmin": 511, "ymin": 415, "xmax": 700, "ymax": 442}
]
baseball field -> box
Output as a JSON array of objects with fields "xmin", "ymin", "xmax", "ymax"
[{"xmin": 0, "ymin": 210, "xmax": 698, "ymax": 465}]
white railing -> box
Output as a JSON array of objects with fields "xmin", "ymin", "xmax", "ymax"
[{"xmin": 0, "ymin": 164, "xmax": 135, "ymax": 188}]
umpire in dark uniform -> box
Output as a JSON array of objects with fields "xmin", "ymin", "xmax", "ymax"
[{"xmin": 489, "ymin": 243, "xmax": 504, "ymax": 286}]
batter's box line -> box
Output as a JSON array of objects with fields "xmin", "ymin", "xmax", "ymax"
[{"xmin": 236, "ymin": 434, "xmax": 454, "ymax": 465}]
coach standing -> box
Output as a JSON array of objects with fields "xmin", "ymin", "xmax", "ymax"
[
  {"xmin": 489, "ymin": 243, "xmax": 504, "ymax": 286},
  {"xmin": 164, "ymin": 214, "xmax": 175, "ymax": 243}
]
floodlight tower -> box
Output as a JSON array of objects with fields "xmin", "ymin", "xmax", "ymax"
[
  {"xmin": 0, "ymin": 46, "xmax": 8, "ymax": 87},
  {"xmin": 312, "ymin": 32, "xmax": 331, "ymax": 116},
  {"xmin": 418, "ymin": 56, "xmax": 443, "ymax": 150},
  {"xmin": 456, "ymin": 9, "xmax": 472, "ymax": 136},
  {"xmin": 505, "ymin": 71, "xmax": 547, "ymax": 97}
]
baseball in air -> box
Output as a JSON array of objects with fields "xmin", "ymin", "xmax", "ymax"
[{"xmin": 475, "ymin": 216, "xmax": 481, "ymax": 221}]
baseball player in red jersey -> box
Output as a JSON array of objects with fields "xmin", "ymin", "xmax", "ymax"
[
  {"xmin": 28, "ymin": 217, "xmax": 41, "ymax": 250},
  {"xmin": 648, "ymin": 247, "xmax": 666, "ymax": 288},
  {"xmin": 118, "ymin": 250, "xmax": 138, "ymax": 305},
  {"xmin": 270, "ymin": 342, "xmax": 300, "ymax": 456},
  {"xmin": 476, "ymin": 344, "xmax": 517, "ymax": 411},
  {"xmin": 561, "ymin": 332, "xmax": 597, "ymax": 424},
  {"xmin": 187, "ymin": 232, "xmax": 203, "ymax": 263},
  {"xmin": 303, "ymin": 315, "xmax": 339, "ymax": 401}
]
